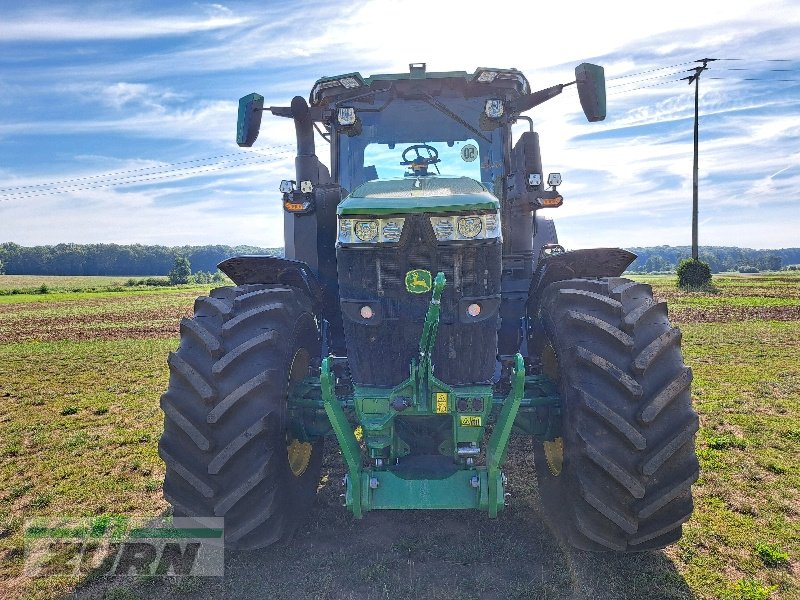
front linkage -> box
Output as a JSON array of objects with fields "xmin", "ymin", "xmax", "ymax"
[{"xmin": 309, "ymin": 273, "xmax": 557, "ymax": 518}]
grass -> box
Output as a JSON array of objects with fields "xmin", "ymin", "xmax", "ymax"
[
  {"xmin": 0, "ymin": 275, "xmax": 139, "ymax": 291},
  {"xmin": 0, "ymin": 273, "xmax": 798, "ymax": 599}
]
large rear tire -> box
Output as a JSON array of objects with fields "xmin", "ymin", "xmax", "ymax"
[
  {"xmin": 159, "ymin": 284, "xmax": 323, "ymax": 550},
  {"xmin": 530, "ymin": 277, "xmax": 699, "ymax": 551}
]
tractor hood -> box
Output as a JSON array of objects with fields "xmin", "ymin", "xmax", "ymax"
[{"xmin": 337, "ymin": 176, "xmax": 500, "ymax": 216}]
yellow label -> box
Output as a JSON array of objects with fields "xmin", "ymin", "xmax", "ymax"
[
  {"xmin": 435, "ymin": 392, "xmax": 448, "ymax": 414},
  {"xmin": 460, "ymin": 416, "xmax": 482, "ymax": 427}
]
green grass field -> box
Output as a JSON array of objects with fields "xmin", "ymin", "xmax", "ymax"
[{"xmin": 0, "ymin": 273, "xmax": 797, "ymax": 599}]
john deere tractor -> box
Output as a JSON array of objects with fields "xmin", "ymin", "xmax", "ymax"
[{"xmin": 159, "ymin": 62, "xmax": 699, "ymax": 552}]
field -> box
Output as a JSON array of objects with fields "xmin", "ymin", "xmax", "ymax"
[{"xmin": 0, "ymin": 273, "xmax": 798, "ymax": 599}]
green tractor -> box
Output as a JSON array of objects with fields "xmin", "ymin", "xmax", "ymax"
[{"xmin": 159, "ymin": 62, "xmax": 699, "ymax": 552}]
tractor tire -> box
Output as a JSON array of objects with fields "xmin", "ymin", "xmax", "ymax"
[
  {"xmin": 530, "ymin": 277, "xmax": 699, "ymax": 552},
  {"xmin": 158, "ymin": 284, "xmax": 323, "ymax": 550}
]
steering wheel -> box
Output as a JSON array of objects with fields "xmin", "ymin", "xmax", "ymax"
[{"xmin": 400, "ymin": 144, "xmax": 441, "ymax": 166}]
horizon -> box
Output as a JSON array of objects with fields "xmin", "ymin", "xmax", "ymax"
[
  {"xmin": 1, "ymin": 1, "xmax": 798, "ymax": 249},
  {"xmin": 2, "ymin": 241, "xmax": 798, "ymax": 252}
]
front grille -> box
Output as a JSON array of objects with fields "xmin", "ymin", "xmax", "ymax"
[{"xmin": 338, "ymin": 214, "xmax": 501, "ymax": 386}]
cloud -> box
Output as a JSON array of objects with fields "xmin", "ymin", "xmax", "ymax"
[
  {"xmin": 0, "ymin": 5, "xmax": 250, "ymax": 42},
  {"xmin": 100, "ymin": 83, "xmax": 187, "ymax": 112}
]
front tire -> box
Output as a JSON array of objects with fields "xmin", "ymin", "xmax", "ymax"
[
  {"xmin": 531, "ymin": 277, "xmax": 699, "ymax": 551},
  {"xmin": 159, "ymin": 284, "xmax": 323, "ymax": 550}
]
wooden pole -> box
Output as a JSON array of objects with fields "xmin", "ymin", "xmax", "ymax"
[{"xmin": 692, "ymin": 74, "xmax": 700, "ymax": 260}]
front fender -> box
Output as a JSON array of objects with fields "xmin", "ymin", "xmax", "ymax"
[
  {"xmin": 218, "ymin": 255, "xmax": 324, "ymax": 312},
  {"xmin": 526, "ymin": 248, "xmax": 636, "ymax": 313}
]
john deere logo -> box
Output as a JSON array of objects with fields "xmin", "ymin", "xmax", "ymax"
[{"xmin": 405, "ymin": 269, "xmax": 432, "ymax": 294}]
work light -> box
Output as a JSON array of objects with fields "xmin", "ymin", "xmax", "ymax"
[
  {"xmin": 484, "ymin": 99, "xmax": 504, "ymax": 119},
  {"xmin": 337, "ymin": 108, "xmax": 356, "ymax": 126}
]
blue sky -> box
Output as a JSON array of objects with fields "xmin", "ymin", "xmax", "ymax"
[{"xmin": 0, "ymin": 0, "xmax": 798, "ymax": 249}]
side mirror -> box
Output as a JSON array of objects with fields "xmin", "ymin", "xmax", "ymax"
[
  {"xmin": 236, "ymin": 93, "xmax": 264, "ymax": 147},
  {"xmin": 575, "ymin": 63, "xmax": 606, "ymax": 122}
]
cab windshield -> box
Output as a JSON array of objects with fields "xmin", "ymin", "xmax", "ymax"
[{"xmin": 336, "ymin": 93, "xmax": 506, "ymax": 196}]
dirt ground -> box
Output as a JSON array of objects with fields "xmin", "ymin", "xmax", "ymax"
[{"xmin": 61, "ymin": 440, "xmax": 694, "ymax": 600}]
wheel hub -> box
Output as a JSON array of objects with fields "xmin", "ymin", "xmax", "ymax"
[
  {"xmin": 541, "ymin": 343, "xmax": 564, "ymax": 476},
  {"xmin": 543, "ymin": 438, "xmax": 564, "ymax": 476},
  {"xmin": 286, "ymin": 348, "xmax": 313, "ymax": 477}
]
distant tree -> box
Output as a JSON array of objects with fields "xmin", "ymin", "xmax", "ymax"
[
  {"xmin": 168, "ymin": 256, "xmax": 192, "ymax": 285},
  {"xmin": 699, "ymin": 251, "xmax": 721, "ymax": 274},
  {"xmin": 677, "ymin": 258, "xmax": 712, "ymax": 289},
  {"xmin": 643, "ymin": 254, "xmax": 667, "ymax": 273},
  {"xmin": 0, "ymin": 257, "xmax": 4, "ymax": 275},
  {"xmin": 759, "ymin": 254, "xmax": 781, "ymax": 272}
]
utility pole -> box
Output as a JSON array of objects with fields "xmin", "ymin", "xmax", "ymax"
[{"xmin": 681, "ymin": 58, "xmax": 716, "ymax": 260}]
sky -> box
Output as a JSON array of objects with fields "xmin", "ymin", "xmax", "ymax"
[{"xmin": 0, "ymin": 0, "xmax": 798, "ymax": 250}]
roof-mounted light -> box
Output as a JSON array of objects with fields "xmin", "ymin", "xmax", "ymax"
[
  {"xmin": 339, "ymin": 76, "xmax": 360, "ymax": 89},
  {"xmin": 472, "ymin": 68, "xmax": 530, "ymax": 94},
  {"xmin": 310, "ymin": 72, "xmax": 365, "ymax": 104}
]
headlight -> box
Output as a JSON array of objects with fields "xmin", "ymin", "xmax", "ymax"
[
  {"xmin": 457, "ymin": 216, "xmax": 483, "ymax": 238},
  {"xmin": 381, "ymin": 220, "xmax": 403, "ymax": 242},
  {"xmin": 430, "ymin": 212, "xmax": 501, "ymax": 241},
  {"xmin": 338, "ymin": 217, "xmax": 405, "ymax": 244},
  {"xmin": 431, "ymin": 217, "xmax": 455, "ymax": 241},
  {"xmin": 354, "ymin": 220, "xmax": 378, "ymax": 242},
  {"xmin": 484, "ymin": 212, "xmax": 500, "ymax": 236}
]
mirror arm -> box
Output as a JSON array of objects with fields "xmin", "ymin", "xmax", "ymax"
[
  {"xmin": 269, "ymin": 105, "xmax": 325, "ymax": 120},
  {"xmin": 512, "ymin": 81, "xmax": 575, "ymax": 114},
  {"xmin": 269, "ymin": 106, "xmax": 293, "ymax": 118}
]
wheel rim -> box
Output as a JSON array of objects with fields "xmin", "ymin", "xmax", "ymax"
[
  {"xmin": 541, "ymin": 343, "xmax": 564, "ymax": 476},
  {"xmin": 543, "ymin": 438, "xmax": 564, "ymax": 476},
  {"xmin": 287, "ymin": 436, "xmax": 313, "ymax": 477},
  {"xmin": 286, "ymin": 348, "xmax": 313, "ymax": 477}
]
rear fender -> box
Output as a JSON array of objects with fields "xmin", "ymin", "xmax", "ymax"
[
  {"xmin": 218, "ymin": 255, "xmax": 325, "ymax": 312},
  {"xmin": 526, "ymin": 248, "xmax": 636, "ymax": 314}
]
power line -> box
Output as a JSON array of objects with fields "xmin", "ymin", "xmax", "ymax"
[
  {"xmin": 716, "ymin": 58, "xmax": 794, "ymax": 62},
  {"xmin": 0, "ymin": 152, "xmax": 295, "ymax": 202},
  {"xmin": 607, "ymin": 69, "xmax": 688, "ymax": 89},
  {"xmin": 709, "ymin": 77, "xmax": 800, "ymax": 82},
  {"xmin": 0, "ymin": 145, "xmax": 295, "ymax": 194},
  {"xmin": 0, "ymin": 152, "xmax": 293, "ymax": 197},
  {"xmin": 608, "ymin": 77, "xmax": 685, "ymax": 95},
  {"xmin": 724, "ymin": 68, "xmax": 798, "ymax": 72},
  {"xmin": 606, "ymin": 61, "xmax": 696, "ymax": 81}
]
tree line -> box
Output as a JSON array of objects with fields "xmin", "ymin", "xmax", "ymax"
[
  {"xmin": 1, "ymin": 243, "xmax": 798, "ymax": 276},
  {"xmin": 626, "ymin": 246, "xmax": 800, "ymax": 273},
  {"xmin": 0, "ymin": 243, "xmax": 281, "ymax": 276}
]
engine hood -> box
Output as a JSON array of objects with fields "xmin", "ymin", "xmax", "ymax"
[{"xmin": 337, "ymin": 176, "xmax": 500, "ymax": 216}]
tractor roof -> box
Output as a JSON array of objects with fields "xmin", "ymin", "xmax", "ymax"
[{"xmin": 310, "ymin": 63, "xmax": 531, "ymax": 106}]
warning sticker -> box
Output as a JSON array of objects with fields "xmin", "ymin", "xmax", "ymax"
[
  {"xmin": 460, "ymin": 416, "xmax": 482, "ymax": 427},
  {"xmin": 435, "ymin": 392, "xmax": 448, "ymax": 414}
]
